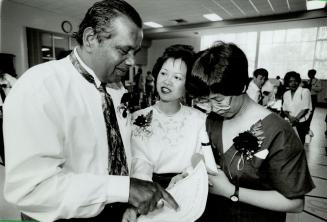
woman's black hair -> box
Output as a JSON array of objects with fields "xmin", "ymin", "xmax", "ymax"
[
  {"xmin": 186, "ymin": 41, "xmax": 249, "ymax": 97},
  {"xmin": 152, "ymin": 44, "xmax": 195, "ymax": 82},
  {"xmin": 284, "ymin": 71, "xmax": 301, "ymax": 87}
]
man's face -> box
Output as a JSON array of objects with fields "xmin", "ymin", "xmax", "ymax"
[
  {"xmin": 253, "ymin": 74, "xmax": 266, "ymax": 88},
  {"xmin": 91, "ymin": 16, "xmax": 143, "ymax": 83}
]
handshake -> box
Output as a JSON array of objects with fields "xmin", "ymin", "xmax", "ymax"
[{"xmin": 128, "ymin": 178, "xmax": 179, "ymax": 216}]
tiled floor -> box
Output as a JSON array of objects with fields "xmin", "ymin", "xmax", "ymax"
[
  {"xmin": 287, "ymin": 107, "xmax": 327, "ymax": 222},
  {"xmin": 1, "ymin": 108, "xmax": 327, "ymax": 221}
]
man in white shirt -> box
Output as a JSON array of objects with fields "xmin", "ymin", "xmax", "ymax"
[
  {"xmin": 307, "ymin": 69, "xmax": 322, "ymax": 125},
  {"xmin": 0, "ymin": 71, "xmax": 16, "ymax": 166},
  {"xmin": 3, "ymin": 1, "xmax": 178, "ymax": 221},
  {"xmin": 246, "ymin": 68, "xmax": 268, "ymax": 105}
]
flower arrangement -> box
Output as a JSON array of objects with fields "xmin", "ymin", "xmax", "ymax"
[
  {"xmin": 228, "ymin": 120, "xmax": 266, "ymax": 179},
  {"xmin": 133, "ymin": 110, "xmax": 153, "ymax": 137},
  {"xmin": 233, "ymin": 120, "xmax": 265, "ymax": 161},
  {"xmin": 227, "ymin": 120, "xmax": 267, "ymax": 180},
  {"xmin": 233, "ymin": 131, "xmax": 260, "ymax": 160}
]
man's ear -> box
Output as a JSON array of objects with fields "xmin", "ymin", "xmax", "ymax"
[{"xmin": 82, "ymin": 27, "xmax": 97, "ymax": 52}]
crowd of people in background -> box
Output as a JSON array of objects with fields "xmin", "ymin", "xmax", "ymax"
[{"xmin": 126, "ymin": 64, "xmax": 323, "ymax": 146}]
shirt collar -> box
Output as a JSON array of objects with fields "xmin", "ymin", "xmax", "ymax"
[
  {"xmin": 73, "ymin": 47, "xmax": 101, "ymax": 88},
  {"xmin": 73, "ymin": 48, "xmax": 126, "ymax": 91}
]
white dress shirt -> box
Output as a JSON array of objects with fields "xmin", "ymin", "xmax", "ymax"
[
  {"xmin": 131, "ymin": 105, "xmax": 209, "ymax": 181},
  {"xmin": 283, "ymin": 87, "xmax": 312, "ymax": 122},
  {"xmin": 246, "ymin": 80, "xmax": 261, "ymax": 103},
  {"xmin": 3, "ymin": 54, "xmax": 131, "ymax": 221}
]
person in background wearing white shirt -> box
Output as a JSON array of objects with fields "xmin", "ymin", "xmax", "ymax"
[
  {"xmin": 3, "ymin": 1, "xmax": 178, "ymax": 221},
  {"xmin": 283, "ymin": 71, "xmax": 312, "ymax": 144},
  {"xmin": 0, "ymin": 69, "xmax": 17, "ymax": 166},
  {"xmin": 246, "ymin": 68, "xmax": 268, "ymax": 105},
  {"xmin": 307, "ymin": 69, "xmax": 322, "ymax": 128}
]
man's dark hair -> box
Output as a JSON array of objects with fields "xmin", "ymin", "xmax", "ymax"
[
  {"xmin": 308, "ymin": 69, "xmax": 316, "ymax": 79},
  {"xmin": 187, "ymin": 41, "xmax": 248, "ymax": 97},
  {"xmin": 253, "ymin": 68, "xmax": 268, "ymax": 79},
  {"xmin": 74, "ymin": 0, "xmax": 142, "ymax": 45}
]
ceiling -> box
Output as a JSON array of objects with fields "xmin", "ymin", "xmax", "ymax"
[{"xmin": 7, "ymin": 0, "xmax": 326, "ymax": 39}]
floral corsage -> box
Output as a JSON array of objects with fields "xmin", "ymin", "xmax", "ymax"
[
  {"xmin": 133, "ymin": 110, "xmax": 153, "ymax": 138},
  {"xmin": 230, "ymin": 120, "xmax": 267, "ymax": 175}
]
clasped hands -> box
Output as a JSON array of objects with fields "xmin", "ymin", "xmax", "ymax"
[
  {"xmin": 123, "ymin": 155, "xmax": 234, "ymax": 222},
  {"xmin": 124, "ymin": 178, "xmax": 179, "ymax": 222}
]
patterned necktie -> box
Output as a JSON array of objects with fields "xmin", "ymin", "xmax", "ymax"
[
  {"xmin": 70, "ymin": 53, "xmax": 129, "ymax": 176},
  {"xmin": 258, "ymin": 89, "xmax": 264, "ymax": 105},
  {"xmin": 0, "ymin": 87, "xmax": 6, "ymax": 103}
]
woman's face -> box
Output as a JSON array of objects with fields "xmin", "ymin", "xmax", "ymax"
[
  {"xmin": 194, "ymin": 93, "xmax": 244, "ymax": 118},
  {"xmin": 156, "ymin": 58, "xmax": 187, "ymax": 102},
  {"xmin": 288, "ymin": 77, "xmax": 300, "ymax": 92}
]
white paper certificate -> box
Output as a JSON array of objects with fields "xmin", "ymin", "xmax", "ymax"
[{"xmin": 137, "ymin": 161, "xmax": 208, "ymax": 222}]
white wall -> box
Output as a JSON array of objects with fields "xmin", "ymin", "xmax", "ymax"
[
  {"xmin": 0, "ymin": 0, "xmax": 4, "ymax": 51},
  {"xmin": 145, "ymin": 37, "xmax": 201, "ymax": 73},
  {"xmin": 1, "ymin": 0, "xmax": 80, "ymax": 76}
]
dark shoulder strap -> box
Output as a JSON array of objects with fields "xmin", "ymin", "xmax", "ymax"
[{"xmin": 206, "ymin": 112, "xmax": 224, "ymax": 162}]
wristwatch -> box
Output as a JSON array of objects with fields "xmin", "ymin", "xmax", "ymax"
[{"xmin": 230, "ymin": 184, "xmax": 239, "ymax": 202}]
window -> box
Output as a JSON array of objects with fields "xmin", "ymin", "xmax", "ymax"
[
  {"xmin": 258, "ymin": 27, "xmax": 317, "ymax": 79},
  {"xmin": 26, "ymin": 27, "xmax": 77, "ymax": 67},
  {"xmin": 201, "ymin": 26, "xmax": 327, "ymax": 79},
  {"xmin": 314, "ymin": 26, "xmax": 327, "ymax": 79}
]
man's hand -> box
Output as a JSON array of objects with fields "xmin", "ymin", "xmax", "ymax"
[
  {"xmin": 122, "ymin": 207, "xmax": 138, "ymax": 222},
  {"xmin": 167, "ymin": 172, "xmax": 188, "ymax": 190},
  {"xmin": 129, "ymin": 178, "xmax": 179, "ymax": 215}
]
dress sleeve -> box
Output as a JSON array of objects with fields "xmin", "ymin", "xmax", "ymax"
[
  {"xmin": 264, "ymin": 125, "xmax": 315, "ymax": 199},
  {"xmin": 130, "ymin": 112, "xmax": 154, "ymax": 181}
]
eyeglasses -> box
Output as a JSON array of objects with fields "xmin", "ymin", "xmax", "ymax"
[{"xmin": 193, "ymin": 94, "xmax": 232, "ymax": 113}]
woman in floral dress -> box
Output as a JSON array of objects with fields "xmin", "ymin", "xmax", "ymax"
[{"xmin": 188, "ymin": 41, "xmax": 314, "ymax": 222}]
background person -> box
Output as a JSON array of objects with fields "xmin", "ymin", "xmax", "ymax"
[
  {"xmin": 3, "ymin": 1, "xmax": 177, "ymax": 221},
  {"xmin": 246, "ymin": 68, "xmax": 268, "ymax": 105},
  {"xmin": 136, "ymin": 68, "xmax": 146, "ymax": 108},
  {"xmin": 187, "ymin": 41, "xmax": 314, "ymax": 222},
  {"xmin": 145, "ymin": 70, "xmax": 155, "ymax": 106},
  {"xmin": 0, "ymin": 68, "xmax": 17, "ymax": 166},
  {"xmin": 283, "ymin": 71, "xmax": 312, "ymax": 144},
  {"xmin": 306, "ymin": 69, "xmax": 322, "ymax": 131}
]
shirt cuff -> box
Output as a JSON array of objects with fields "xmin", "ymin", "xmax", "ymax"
[{"xmin": 106, "ymin": 175, "xmax": 130, "ymax": 203}]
